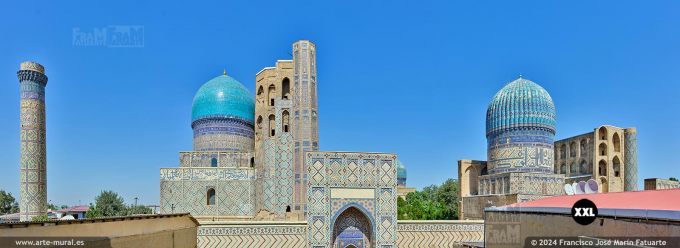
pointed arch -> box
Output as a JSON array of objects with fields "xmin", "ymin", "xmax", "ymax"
[
  {"xmin": 613, "ymin": 133, "xmax": 621, "ymax": 152},
  {"xmin": 613, "ymin": 156, "xmax": 621, "ymax": 177},
  {"xmin": 331, "ymin": 204, "xmax": 374, "ymax": 248},
  {"xmin": 599, "ymin": 143, "xmax": 607, "ymax": 156},
  {"xmin": 282, "ymin": 77, "xmax": 290, "ymax": 99},
  {"xmin": 206, "ymin": 188, "xmax": 216, "ymax": 205},
  {"xmin": 580, "ymin": 139, "xmax": 587, "ymax": 157},
  {"xmin": 268, "ymin": 84, "xmax": 276, "ymax": 106},
  {"xmin": 282, "ymin": 110, "xmax": 290, "ymax": 133},
  {"xmin": 598, "ymin": 160, "xmax": 608, "ymax": 177},
  {"xmin": 580, "ymin": 160, "xmax": 588, "ymax": 174},
  {"xmin": 599, "ymin": 127, "xmax": 608, "ymax": 140},
  {"xmin": 268, "ymin": 114, "xmax": 276, "ymax": 137}
]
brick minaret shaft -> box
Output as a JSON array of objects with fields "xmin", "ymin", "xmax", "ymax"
[{"xmin": 17, "ymin": 61, "xmax": 48, "ymax": 221}]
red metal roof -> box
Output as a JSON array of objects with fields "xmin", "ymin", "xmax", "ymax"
[
  {"xmin": 487, "ymin": 189, "xmax": 680, "ymax": 220},
  {"xmin": 504, "ymin": 188, "xmax": 680, "ymax": 211},
  {"xmin": 56, "ymin": 205, "xmax": 90, "ymax": 213}
]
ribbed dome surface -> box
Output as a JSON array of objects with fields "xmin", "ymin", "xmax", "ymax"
[
  {"xmin": 486, "ymin": 78, "xmax": 556, "ymax": 138},
  {"xmin": 191, "ymin": 75, "xmax": 254, "ymax": 123}
]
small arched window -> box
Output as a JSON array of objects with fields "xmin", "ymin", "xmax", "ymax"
[
  {"xmin": 613, "ymin": 156, "xmax": 621, "ymax": 177},
  {"xmin": 580, "ymin": 160, "xmax": 588, "ymax": 174},
  {"xmin": 560, "ymin": 163, "xmax": 566, "ymax": 174},
  {"xmin": 599, "ymin": 143, "xmax": 607, "ymax": 156},
  {"xmin": 282, "ymin": 78, "xmax": 290, "ymax": 99},
  {"xmin": 560, "ymin": 144, "xmax": 567, "ymax": 159},
  {"xmin": 286, "ymin": 205, "xmax": 291, "ymax": 212},
  {"xmin": 250, "ymin": 157, "xmax": 255, "ymax": 168},
  {"xmin": 598, "ymin": 160, "xmax": 607, "ymax": 177},
  {"xmin": 580, "ymin": 139, "xmax": 587, "ymax": 157},
  {"xmin": 570, "ymin": 142, "xmax": 577, "ymax": 158},
  {"xmin": 268, "ymin": 84, "xmax": 276, "ymax": 106},
  {"xmin": 211, "ymin": 158, "xmax": 217, "ymax": 167},
  {"xmin": 599, "ymin": 127, "xmax": 608, "ymax": 140},
  {"xmin": 570, "ymin": 162, "xmax": 578, "ymax": 174},
  {"xmin": 282, "ymin": 110, "xmax": 290, "ymax": 133},
  {"xmin": 268, "ymin": 115, "xmax": 276, "ymax": 137},
  {"xmin": 613, "ymin": 133, "xmax": 621, "ymax": 153},
  {"xmin": 207, "ymin": 188, "xmax": 216, "ymax": 205}
]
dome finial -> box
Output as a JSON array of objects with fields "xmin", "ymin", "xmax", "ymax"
[
  {"xmin": 223, "ymin": 69, "xmax": 227, "ymax": 75},
  {"xmin": 518, "ymin": 74, "xmax": 523, "ymax": 79}
]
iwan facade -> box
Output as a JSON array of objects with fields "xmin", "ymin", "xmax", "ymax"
[{"xmin": 158, "ymin": 41, "xmax": 484, "ymax": 248}]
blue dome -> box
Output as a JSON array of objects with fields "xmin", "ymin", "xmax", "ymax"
[
  {"xmin": 486, "ymin": 77, "xmax": 556, "ymax": 138},
  {"xmin": 396, "ymin": 160, "xmax": 406, "ymax": 179},
  {"xmin": 191, "ymin": 75, "xmax": 254, "ymax": 123}
]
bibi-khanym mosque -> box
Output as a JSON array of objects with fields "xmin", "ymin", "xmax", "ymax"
[{"xmin": 9, "ymin": 40, "xmax": 680, "ymax": 248}]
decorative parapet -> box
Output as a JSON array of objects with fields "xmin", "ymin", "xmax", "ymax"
[
  {"xmin": 396, "ymin": 220, "xmax": 485, "ymax": 247},
  {"xmin": 160, "ymin": 167, "xmax": 255, "ymax": 181},
  {"xmin": 178, "ymin": 151, "xmax": 253, "ymax": 168}
]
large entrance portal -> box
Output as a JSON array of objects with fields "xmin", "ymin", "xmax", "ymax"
[{"xmin": 332, "ymin": 207, "xmax": 373, "ymax": 248}]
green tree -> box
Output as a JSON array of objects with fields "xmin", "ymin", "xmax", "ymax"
[
  {"xmin": 126, "ymin": 205, "xmax": 152, "ymax": 215},
  {"xmin": 0, "ymin": 190, "xmax": 19, "ymax": 214},
  {"xmin": 31, "ymin": 214, "xmax": 49, "ymax": 221},
  {"xmin": 670, "ymin": 177, "xmax": 678, "ymax": 182},
  {"xmin": 86, "ymin": 190, "xmax": 126, "ymax": 217},
  {"xmin": 396, "ymin": 178, "xmax": 460, "ymax": 220}
]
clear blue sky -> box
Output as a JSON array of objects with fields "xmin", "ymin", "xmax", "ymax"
[{"xmin": 1, "ymin": 1, "xmax": 679, "ymax": 207}]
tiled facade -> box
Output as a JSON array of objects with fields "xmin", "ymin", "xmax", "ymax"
[
  {"xmin": 306, "ymin": 152, "xmax": 398, "ymax": 248},
  {"xmin": 17, "ymin": 62, "xmax": 48, "ymax": 221}
]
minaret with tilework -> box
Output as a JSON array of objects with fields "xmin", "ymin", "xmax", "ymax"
[
  {"xmin": 17, "ymin": 61, "xmax": 48, "ymax": 221},
  {"xmin": 292, "ymin": 40, "xmax": 319, "ymax": 215}
]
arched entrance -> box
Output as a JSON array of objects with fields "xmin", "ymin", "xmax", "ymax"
[{"xmin": 332, "ymin": 207, "xmax": 373, "ymax": 248}]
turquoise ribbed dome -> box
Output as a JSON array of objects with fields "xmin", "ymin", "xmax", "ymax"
[
  {"xmin": 486, "ymin": 77, "xmax": 556, "ymax": 138},
  {"xmin": 191, "ymin": 75, "xmax": 254, "ymax": 123}
]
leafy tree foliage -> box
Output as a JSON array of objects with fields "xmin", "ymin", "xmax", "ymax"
[
  {"xmin": 397, "ymin": 179, "xmax": 459, "ymax": 220},
  {"xmin": 31, "ymin": 214, "xmax": 49, "ymax": 221},
  {"xmin": 86, "ymin": 190, "xmax": 127, "ymax": 217},
  {"xmin": 126, "ymin": 205, "xmax": 153, "ymax": 215},
  {"xmin": 670, "ymin": 177, "xmax": 678, "ymax": 182},
  {"xmin": 0, "ymin": 190, "xmax": 19, "ymax": 214}
]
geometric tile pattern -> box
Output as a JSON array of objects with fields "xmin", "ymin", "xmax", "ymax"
[
  {"xmin": 18, "ymin": 66, "xmax": 48, "ymax": 221},
  {"xmin": 623, "ymin": 130, "xmax": 638, "ymax": 191},
  {"xmin": 179, "ymin": 151, "xmax": 254, "ymax": 168},
  {"xmin": 197, "ymin": 223, "xmax": 307, "ymax": 248},
  {"xmin": 292, "ymin": 40, "xmax": 319, "ymax": 213},
  {"xmin": 258, "ymin": 99, "xmax": 294, "ymax": 216},
  {"xmin": 396, "ymin": 221, "xmax": 485, "ymax": 247},
  {"xmin": 486, "ymin": 78, "xmax": 556, "ymax": 174},
  {"xmin": 194, "ymin": 220, "xmax": 485, "ymax": 248},
  {"xmin": 307, "ymin": 152, "xmax": 397, "ymax": 248},
  {"xmin": 160, "ymin": 167, "xmax": 256, "ymax": 217}
]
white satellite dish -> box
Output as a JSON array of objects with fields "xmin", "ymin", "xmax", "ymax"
[
  {"xmin": 573, "ymin": 182, "xmax": 584, "ymax": 194},
  {"xmin": 586, "ymin": 179, "xmax": 599, "ymax": 194},
  {"xmin": 578, "ymin": 181, "xmax": 587, "ymax": 194},
  {"xmin": 564, "ymin": 184, "xmax": 575, "ymax": 195}
]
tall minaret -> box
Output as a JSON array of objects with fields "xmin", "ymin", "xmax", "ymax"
[
  {"xmin": 17, "ymin": 61, "xmax": 48, "ymax": 221},
  {"xmin": 292, "ymin": 40, "xmax": 319, "ymax": 214}
]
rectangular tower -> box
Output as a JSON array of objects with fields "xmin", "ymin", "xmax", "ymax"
[
  {"xmin": 254, "ymin": 60, "xmax": 295, "ymax": 218},
  {"xmin": 292, "ymin": 40, "xmax": 319, "ymax": 214},
  {"xmin": 17, "ymin": 61, "xmax": 48, "ymax": 221}
]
